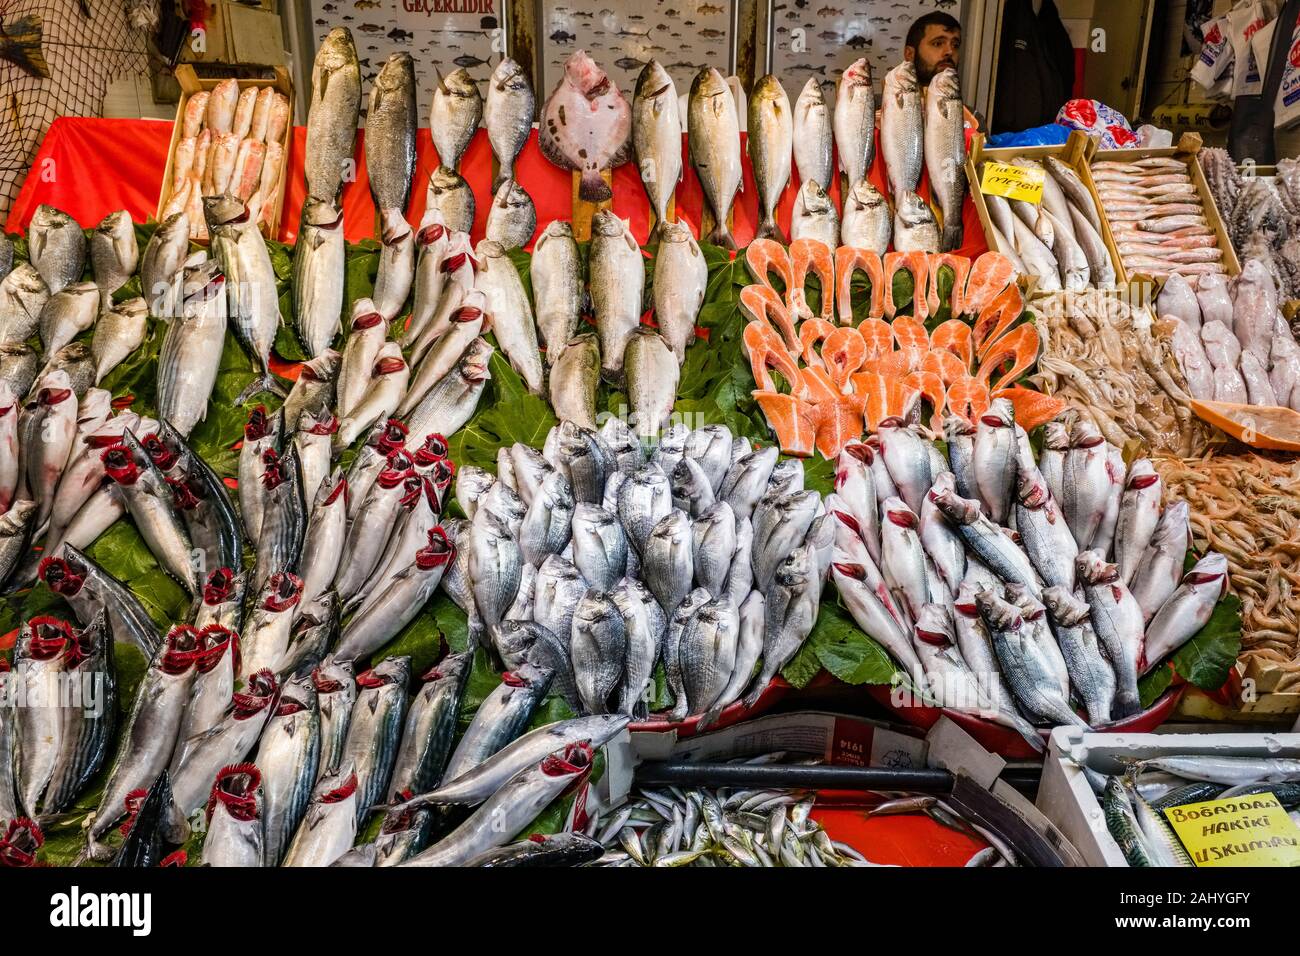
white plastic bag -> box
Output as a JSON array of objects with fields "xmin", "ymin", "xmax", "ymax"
[
  {"xmin": 1228, "ymin": 0, "xmax": 1272, "ymax": 97},
  {"xmin": 1275, "ymin": 11, "xmax": 1300, "ymax": 128},
  {"xmin": 1191, "ymin": 15, "xmax": 1236, "ymax": 90}
]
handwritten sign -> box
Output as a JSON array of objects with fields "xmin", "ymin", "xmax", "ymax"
[
  {"xmin": 1164, "ymin": 794, "xmax": 1300, "ymax": 868},
  {"xmin": 980, "ymin": 161, "xmax": 1044, "ymax": 205}
]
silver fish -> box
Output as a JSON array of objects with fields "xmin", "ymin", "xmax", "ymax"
[
  {"xmin": 429, "ymin": 67, "xmax": 482, "ymax": 171},
  {"xmin": 205, "ymin": 195, "xmax": 285, "ymax": 401},
  {"xmin": 388, "ymin": 652, "xmax": 472, "ymax": 801},
  {"xmin": 1012, "ymin": 460, "xmax": 1077, "ymax": 590},
  {"xmin": 833, "ymin": 58, "xmax": 875, "ymax": 187},
  {"xmin": 441, "ymin": 662, "xmax": 553, "ymax": 783},
  {"xmin": 140, "ymin": 212, "xmax": 190, "ymax": 318},
  {"xmin": 951, "ymin": 581, "xmax": 1018, "ymax": 716},
  {"xmin": 365, "ymin": 52, "xmax": 418, "ymax": 215},
  {"xmin": 929, "ymin": 485, "xmax": 1040, "ymax": 598},
  {"xmin": 314, "ymin": 657, "xmax": 356, "ymax": 780},
  {"xmin": 485, "ymin": 179, "xmax": 536, "ymax": 251},
  {"xmin": 611, "ymin": 578, "xmax": 664, "ymax": 717},
  {"xmin": 468, "ymin": 511, "xmax": 523, "ymax": 641},
  {"xmin": 571, "ymin": 589, "xmax": 627, "ymax": 714},
  {"xmin": 688, "ymin": 67, "xmax": 742, "ymax": 250},
  {"xmin": 920, "ymin": 474, "xmax": 967, "ymax": 592},
  {"xmin": 92, "ymin": 296, "xmax": 148, "ymax": 385},
  {"xmin": 1114, "ymin": 459, "xmax": 1162, "ymax": 587},
  {"xmin": 680, "ymin": 595, "xmax": 740, "ymax": 717},
  {"xmin": 626, "ymin": 327, "xmax": 679, "ymax": 440},
  {"xmin": 304, "ymin": 27, "xmax": 362, "ymax": 204},
  {"xmin": 200, "ymin": 764, "xmax": 264, "ymax": 867},
  {"xmin": 90, "ymin": 209, "xmax": 138, "ymax": 307},
  {"xmin": 336, "ymin": 298, "xmax": 386, "ymax": 420},
  {"xmin": 282, "ymin": 767, "xmax": 359, "ymax": 867},
  {"xmin": 571, "ymin": 502, "xmax": 629, "ymax": 590},
  {"xmin": 749, "ymin": 74, "xmax": 793, "ymax": 243},
  {"xmin": 877, "ymin": 418, "xmax": 933, "ymax": 514},
  {"xmin": 550, "ymin": 333, "xmax": 601, "ymax": 431},
  {"xmin": 744, "ymin": 544, "xmax": 820, "ymax": 706},
  {"xmin": 425, "ymin": 166, "xmax": 476, "ymax": 234},
  {"xmin": 334, "ymin": 342, "xmax": 410, "ymax": 449},
  {"xmin": 617, "ymin": 462, "xmax": 672, "ymax": 557},
  {"xmin": 720, "ymin": 444, "xmax": 779, "ymax": 523},
  {"xmin": 485, "ymin": 57, "xmax": 535, "ymax": 192},
  {"xmin": 402, "ymin": 741, "xmax": 593, "ymax": 866},
  {"xmin": 338, "ymin": 656, "xmax": 409, "ymax": 824},
  {"xmin": 0, "ymin": 263, "xmax": 49, "ymax": 346},
  {"xmin": 652, "ymin": 222, "xmax": 707, "ymax": 363},
  {"xmin": 520, "ymin": 470, "xmax": 575, "ymax": 567},
  {"xmin": 1143, "ymin": 553, "xmax": 1227, "ymax": 672},
  {"xmin": 880, "ymin": 62, "xmax": 923, "ymax": 200},
  {"xmin": 531, "ymin": 221, "xmax": 584, "ymax": 363},
  {"xmin": 791, "ymin": 179, "xmax": 840, "ymax": 246},
  {"xmin": 400, "ymin": 290, "xmax": 486, "ymax": 415},
  {"xmin": 643, "ymin": 508, "xmax": 695, "ymax": 615},
  {"xmin": 255, "ymin": 676, "xmax": 320, "ymax": 866},
  {"xmin": 372, "ymin": 209, "xmax": 415, "ymax": 323},
  {"xmin": 589, "ymin": 211, "xmax": 645, "ymax": 383},
  {"xmin": 840, "ymin": 179, "xmax": 892, "ymax": 254},
  {"xmin": 665, "ymin": 587, "xmax": 711, "ymax": 719},
  {"xmin": 475, "ymin": 239, "xmax": 543, "ymax": 394},
  {"xmin": 633, "ymin": 60, "xmax": 684, "ymax": 242},
  {"xmin": 923, "ymin": 68, "xmax": 966, "ymax": 252},
  {"xmin": 1041, "ymin": 586, "xmax": 1115, "ymax": 726},
  {"xmin": 893, "ymin": 190, "xmax": 939, "ymax": 253},
  {"xmin": 28, "ymin": 205, "xmax": 85, "ymax": 296},
  {"xmin": 400, "ymin": 213, "xmax": 451, "ymax": 351},
  {"xmin": 39, "ymin": 281, "xmax": 98, "ymax": 357},
  {"xmin": 682, "ymin": 424, "xmax": 733, "ymax": 493},
  {"xmin": 1076, "ymin": 550, "xmax": 1143, "ymax": 719},
  {"xmin": 793, "ymin": 77, "xmax": 832, "ymax": 190},
  {"xmin": 1061, "ymin": 421, "xmax": 1111, "ymax": 549},
  {"xmin": 692, "ymin": 500, "xmax": 737, "ymax": 597}
]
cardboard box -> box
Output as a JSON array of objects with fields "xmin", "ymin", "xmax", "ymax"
[
  {"xmin": 964, "ymin": 130, "xmax": 1122, "ymax": 295},
  {"xmin": 155, "ymin": 63, "xmax": 293, "ymax": 240},
  {"xmin": 1036, "ymin": 726, "xmax": 1300, "ymax": 866},
  {"xmin": 1090, "ymin": 132, "xmax": 1241, "ymax": 288},
  {"xmin": 180, "ymin": 0, "xmax": 285, "ymax": 66}
]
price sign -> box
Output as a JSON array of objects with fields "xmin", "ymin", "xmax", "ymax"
[
  {"xmin": 980, "ymin": 161, "xmax": 1045, "ymax": 205},
  {"xmin": 1164, "ymin": 793, "xmax": 1300, "ymax": 868}
]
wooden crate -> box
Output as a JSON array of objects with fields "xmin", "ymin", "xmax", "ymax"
[
  {"xmin": 1090, "ymin": 132, "xmax": 1241, "ymax": 289},
  {"xmin": 155, "ymin": 63, "xmax": 293, "ymax": 241},
  {"xmin": 964, "ymin": 130, "xmax": 1121, "ymax": 292}
]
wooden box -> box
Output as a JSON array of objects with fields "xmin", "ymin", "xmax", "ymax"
[{"xmin": 155, "ymin": 63, "xmax": 293, "ymax": 241}]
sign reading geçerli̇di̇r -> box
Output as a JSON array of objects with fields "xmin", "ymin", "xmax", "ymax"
[{"xmin": 1164, "ymin": 793, "xmax": 1300, "ymax": 867}]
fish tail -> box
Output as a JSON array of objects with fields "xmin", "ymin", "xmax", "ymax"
[
  {"xmin": 941, "ymin": 220, "xmax": 964, "ymax": 254},
  {"xmin": 707, "ymin": 221, "xmax": 737, "ymax": 251},
  {"xmin": 1112, "ymin": 686, "xmax": 1142, "ymax": 720},
  {"xmin": 578, "ymin": 170, "xmax": 613, "ymax": 203},
  {"xmin": 754, "ymin": 214, "xmax": 786, "ymax": 245},
  {"xmin": 235, "ymin": 371, "xmax": 288, "ymax": 405},
  {"xmin": 648, "ymin": 217, "xmax": 670, "ymax": 245}
]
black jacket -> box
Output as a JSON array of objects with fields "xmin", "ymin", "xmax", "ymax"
[{"xmin": 993, "ymin": 0, "xmax": 1076, "ymax": 134}]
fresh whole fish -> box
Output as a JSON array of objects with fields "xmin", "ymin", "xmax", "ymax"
[
  {"xmin": 39, "ymin": 281, "xmax": 98, "ymax": 357},
  {"xmin": 1142, "ymin": 553, "xmax": 1227, "ymax": 673},
  {"xmin": 589, "ymin": 211, "xmax": 645, "ymax": 383},
  {"xmin": 748, "ymin": 74, "xmax": 793, "ymax": 243},
  {"xmin": 1076, "ymin": 550, "xmax": 1143, "ymax": 719},
  {"xmin": 429, "ymin": 67, "xmax": 482, "ymax": 171},
  {"xmin": 652, "ymin": 222, "xmax": 707, "ymax": 362},
  {"xmin": 425, "ymin": 167, "xmax": 476, "ymax": 234},
  {"xmin": 441, "ymin": 663, "xmax": 554, "ymax": 784},
  {"xmin": 612, "ymin": 577, "xmax": 664, "ymax": 716},
  {"xmin": 339, "ymin": 657, "xmax": 409, "ymax": 824},
  {"xmin": 628, "ymin": 60, "xmax": 687, "ymax": 245},
  {"xmin": 282, "ymin": 768, "xmax": 359, "ymax": 867},
  {"xmin": 486, "ymin": 57, "xmax": 536, "ymax": 193},
  {"xmin": 335, "ymin": 342, "xmax": 410, "ymax": 450},
  {"xmin": 92, "ymin": 296, "xmax": 148, "ymax": 385},
  {"xmin": 688, "ymin": 67, "xmax": 743, "ymax": 250},
  {"xmin": 550, "ymin": 333, "xmax": 600, "ymax": 431},
  {"xmin": 924, "ymin": 68, "xmax": 966, "ymax": 252},
  {"xmin": 1061, "ymin": 421, "xmax": 1111, "ymax": 549},
  {"xmin": 834, "ymin": 59, "xmax": 875, "ymax": 189},
  {"xmin": 366, "ymin": 52, "xmax": 418, "ymax": 216},
  {"xmin": 485, "ymin": 179, "xmax": 537, "ymax": 251},
  {"xmin": 475, "ymin": 239, "xmax": 544, "ymax": 394},
  {"xmin": 0, "ymin": 264, "xmax": 49, "ymax": 346},
  {"xmin": 643, "ymin": 508, "xmax": 696, "ymax": 616},
  {"xmin": 1012, "ymin": 462, "xmax": 1077, "ymax": 591},
  {"xmin": 1114, "ymin": 460, "xmax": 1162, "ymax": 587},
  {"xmin": 929, "ymin": 485, "xmax": 1040, "ymax": 598},
  {"xmin": 304, "ymin": 28, "xmax": 362, "ymax": 204},
  {"xmin": 976, "ymin": 590, "xmax": 1087, "ymax": 730},
  {"xmin": 840, "ymin": 180, "xmax": 892, "ymax": 254},
  {"xmin": 571, "ymin": 587, "xmax": 629, "ymax": 715},
  {"xmin": 253, "ymin": 444, "xmax": 308, "ymax": 595},
  {"xmin": 531, "ymin": 221, "xmax": 584, "ymax": 364},
  {"xmin": 745, "ymin": 545, "xmax": 820, "ymax": 707},
  {"xmin": 90, "ymin": 210, "xmax": 139, "ymax": 307},
  {"xmin": 388, "ymin": 652, "xmax": 472, "ymax": 801},
  {"xmin": 793, "ymin": 78, "xmax": 833, "ymax": 191},
  {"xmin": 28, "ymin": 205, "xmax": 85, "ymax": 296},
  {"xmin": 791, "ymin": 180, "xmax": 840, "ymax": 247},
  {"xmin": 314, "ymin": 658, "xmax": 356, "ymax": 780},
  {"xmin": 200, "ymin": 764, "xmax": 264, "ymax": 867},
  {"xmin": 1041, "ymin": 587, "xmax": 1115, "ymax": 725},
  {"xmin": 292, "ymin": 199, "xmax": 347, "ymax": 359},
  {"xmin": 1130, "ymin": 500, "xmax": 1189, "ymax": 622},
  {"xmin": 540, "ymin": 50, "xmax": 631, "ymax": 202},
  {"xmin": 880, "ymin": 62, "xmax": 923, "ymax": 200},
  {"xmin": 467, "ymin": 511, "xmax": 524, "ymax": 639},
  {"xmin": 626, "ymin": 328, "xmax": 679, "ymax": 440}
]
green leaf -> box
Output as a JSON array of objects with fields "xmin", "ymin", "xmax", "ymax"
[
  {"xmin": 447, "ymin": 351, "xmax": 557, "ymax": 468},
  {"xmin": 780, "ymin": 639, "xmax": 823, "ymax": 689},
  {"xmin": 1138, "ymin": 663, "xmax": 1174, "ymax": 710},
  {"xmin": 1168, "ymin": 591, "xmax": 1243, "ymax": 691},
  {"xmin": 806, "ymin": 602, "xmax": 900, "ymax": 686}
]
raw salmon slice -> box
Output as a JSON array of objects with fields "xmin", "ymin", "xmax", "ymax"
[
  {"xmin": 812, "ymin": 394, "xmax": 866, "ymax": 458},
  {"xmin": 919, "ymin": 348, "xmax": 967, "ymax": 386},
  {"xmin": 740, "ymin": 284, "xmax": 800, "ymax": 353},
  {"xmin": 882, "ymin": 251, "xmax": 929, "ymax": 319},
  {"xmin": 976, "ymin": 323, "xmax": 1039, "ymax": 392},
  {"xmin": 802, "ymin": 364, "xmax": 844, "ymax": 403},
  {"xmin": 745, "ymin": 238, "xmax": 793, "ymax": 292},
  {"xmin": 790, "ymin": 238, "xmax": 836, "ymax": 324},
  {"xmin": 903, "ymin": 369, "xmax": 946, "ymax": 424},
  {"xmin": 929, "ymin": 318, "xmax": 973, "ymax": 370},
  {"xmin": 996, "ymin": 385, "xmax": 1068, "ymax": 431},
  {"xmin": 962, "ymin": 250, "xmax": 1016, "ymax": 318},
  {"xmin": 928, "ymin": 252, "xmax": 972, "ymax": 318},
  {"xmin": 973, "ymin": 282, "xmax": 1025, "ymax": 358},
  {"xmin": 858, "ymin": 318, "xmax": 894, "ymax": 362},
  {"xmin": 800, "ymin": 318, "xmax": 836, "ymax": 370},
  {"xmin": 891, "ymin": 316, "xmax": 929, "ymax": 353},
  {"xmin": 947, "ymin": 376, "xmax": 991, "ymax": 424},
  {"xmin": 823, "ymin": 326, "xmax": 868, "ymax": 392},
  {"xmin": 835, "ymin": 245, "xmax": 885, "ymax": 324},
  {"xmin": 754, "ymin": 391, "xmax": 818, "ymax": 456}
]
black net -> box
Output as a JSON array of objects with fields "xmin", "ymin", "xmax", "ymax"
[{"xmin": 0, "ymin": 0, "xmax": 152, "ymax": 223}]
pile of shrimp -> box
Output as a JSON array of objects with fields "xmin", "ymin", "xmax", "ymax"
[
  {"xmin": 1029, "ymin": 288, "xmax": 1213, "ymax": 458},
  {"xmin": 1155, "ymin": 453, "xmax": 1300, "ymax": 686}
]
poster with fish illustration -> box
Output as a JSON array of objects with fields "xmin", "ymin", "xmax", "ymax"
[
  {"xmin": 309, "ymin": 0, "xmax": 501, "ymax": 110},
  {"xmin": 771, "ymin": 0, "xmax": 963, "ymax": 108},
  {"xmin": 541, "ymin": 0, "xmax": 734, "ymax": 105}
]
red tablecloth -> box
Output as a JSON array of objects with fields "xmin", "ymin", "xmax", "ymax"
[{"xmin": 6, "ymin": 115, "xmax": 988, "ymax": 258}]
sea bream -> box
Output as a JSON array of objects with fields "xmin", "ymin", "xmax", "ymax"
[
  {"xmin": 429, "ymin": 67, "xmax": 482, "ymax": 172},
  {"xmin": 486, "ymin": 58, "xmax": 536, "ymax": 193}
]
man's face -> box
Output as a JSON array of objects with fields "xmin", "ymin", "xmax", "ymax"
[{"xmin": 907, "ymin": 24, "xmax": 961, "ymax": 85}]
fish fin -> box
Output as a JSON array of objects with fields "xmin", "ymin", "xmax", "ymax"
[
  {"xmin": 706, "ymin": 221, "xmax": 737, "ymax": 251},
  {"xmin": 941, "ymin": 221, "xmax": 964, "ymax": 254},
  {"xmin": 754, "ymin": 216, "xmax": 787, "ymax": 245},
  {"xmin": 235, "ymin": 372, "xmax": 288, "ymax": 405},
  {"xmin": 578, "ymin": 170, "xmax": 613, "ymax": 203}
]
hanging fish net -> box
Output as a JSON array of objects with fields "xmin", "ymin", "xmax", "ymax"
[{"xmin": 0, "ymin": 0, "xmax": 153, "ymax": 224}]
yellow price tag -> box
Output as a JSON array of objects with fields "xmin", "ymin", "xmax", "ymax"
[
  {"xmin": 980, "ymin": 161, "xmax": 1045, "ymax": 205},
  {"xmin": 1164, "ymin": 793, "xmax": 1300, "ymax": 868}
]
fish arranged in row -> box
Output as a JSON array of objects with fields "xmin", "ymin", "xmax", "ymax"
[{"xmin": 829, "ymin": 402, "xmax": 1227, "ymax": 747}]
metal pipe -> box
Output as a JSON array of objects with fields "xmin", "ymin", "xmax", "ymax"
[{"xmin": 634, "ymin": 762, "xmax": 956, "ymax": 793}]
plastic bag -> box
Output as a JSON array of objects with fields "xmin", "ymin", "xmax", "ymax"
[
  {"xmin": 1273, "ymin": 11, "xmax": 1300, "ymax": 128},
  {"xmin": 1228, "ymin": 0, "xmax": 1273, "ymax": 97},
  {"xmin": 1055, "ymin": 99, "xmax": 1139, "ymax": 149},
  {"xmin": 1190, "ymin": 15, "xmax": 1236, "ymax": 90},
  {"xmin": 1136, "ymin": 124, "xmax": 1175, "ymax": 148},
  {"xmin": 985, "ymin": 123, "xmax": 1071, "ymax": 148}
]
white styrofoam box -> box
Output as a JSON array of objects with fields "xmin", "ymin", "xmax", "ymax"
[{"xmin": 1036, "ymin": 726, "xmax": 1300, "ymax": 867}]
